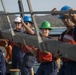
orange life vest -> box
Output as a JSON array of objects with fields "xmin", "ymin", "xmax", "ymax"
[
  {"xmin": 21, "ymin": 44, "xmax": 35, "ymax": 53},
  {"xmin": 6, "ymin": 45, "xmax": 12, "ymax": 61},
  {"xmin": 36, "ymin": 49, "xmax": 52, "ymax": 63},
  {"xmin": 59, "ymin": 28, "xmax": 76, "ymax": 61},
  {"xmin": 21, "ymin": 44, "xmax": 27, "ymax": 53},
  {"xmin": 0, "ymin": 40, "xmax": 12, "ymax": 61},
  {"xmin": 36, "ymin": 36, "xmax": 53, "ymax": 63},
  {"xmin": 9, "ymin": 41, "xmax": 15, "ymax": 47},
  {"xmin": 21, "ymin": 44, "xmax": 53, "ymax": 63},
  {"xmin": 59, "ymin": 28, "xmax": 76, "ymax": 44}
]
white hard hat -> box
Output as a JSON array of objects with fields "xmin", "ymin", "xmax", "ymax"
[{"xmin": 14, "ymin": 17, "xmax": 21, "ymax": 22}]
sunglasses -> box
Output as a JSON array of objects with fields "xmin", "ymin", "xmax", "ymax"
[
  {"xmin": 61, "ymin": 15, "xmax": 70, "ymax": 19},
  {"xmin": 14, "ymin": 22, "xmax": 21, "ymax": 24},
  {"xmin": 24, "ymin": 22, "xmax": 32, "ymax": 25},
  {"xmin": 24, "ymin": 22, "xmax": 29, "ymax": 25}
]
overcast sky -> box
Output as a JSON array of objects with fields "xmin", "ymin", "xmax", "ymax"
[{"xmin": 0, "ymin": 0, "xmax": 76, "ymax": 13}]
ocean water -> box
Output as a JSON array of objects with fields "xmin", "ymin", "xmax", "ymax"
[
  {"xmin": 33, "ymin": 27, "xmax": 66, "ymax": 73},
  {"xmin": 50, "ymin": 27, "xmax": 66, "ymax": 35}
]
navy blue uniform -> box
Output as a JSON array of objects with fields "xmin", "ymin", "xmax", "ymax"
[
  {"xmin": 12, "ymin": 29, "xmax": 24, "ymax": 69},
  {"xmin": 58, "ymin": 27, "xmax": 76, "ymax": 75},
  {"xmin": 21, "ymin": 31, "xmax": 36, "ymax": 75},
  {"xmin": 0, "ymin": 50, "xmax": 6, "ymax": 75},
  {"xmin": 36, "ymin": 36, "xmax": 58, "ymax": 75},
  {"xmin": 21, "ymin": 53, "xmax": 36, "ymax": 75},
  {"xmin": 12, "ymin": 46, "xmax": 23, "ymax": 69}
]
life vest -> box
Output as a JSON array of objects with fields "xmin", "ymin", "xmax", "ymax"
[
  {"xmin": 21, "ymin": 44, "xmax": 30, "ymax": 53},
  {"xmin": 36, "ymin": 49, "xmax": 52, "ymax": 63},
  {"xmin": 21, "ymin": 43, "xmax": 53, "ymax": 63},
  {"xmin": 0, "ymin": 40, "xmax": 12, "ymax": 62},
  {"xmin": 36, "ymin": 36, "xmax": 53, "ymax": 63},
  {"xmin": 21, "ymin": 35, "xmax": 53, "ymax": 63},
  {"xmin": 21, "ymin": 44, "xmax": 35, "ymax": 53},
  {"xmin": 59, "ymin": 27, "xmax": 76, "ymax": 44},
  {"xmin": 9, "ymin": 41, "xmax": 15, "ymax": 47},
  {"xmin": 63, "ymin": 34, "xmax": 76, "ymax": 44},
  {"xmin": 5, "ymin": 45, "xmax": 12, "ymax": 61},
  {"xmin": 59, "ymin": 27, "xmax": 76, "ymax": 61},
  {"xmin": 0, "ymin": 40, "xmax": 20, "ymax": 61}
]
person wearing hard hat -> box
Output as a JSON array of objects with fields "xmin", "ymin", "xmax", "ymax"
[
  {"xmin": 59, "ymin": 5, "xmax": 76, "ymax": 24},
  {"xmin": 35, "ymin": 21, "xmax": 58, "ymax": 75},
  {"xmin": 39, "ymin": 21, "xmax": 52, "ymax": 37},
  {"xmin": 21, "ymin": 16, "xmax": 36, "ymax": 75},
  {"xmin": 51, "ymin": 5, "xmax": 76, "ymax": 24},
  {"xmin": 14, "ymin": 16, "xmax": 22, "ymax": 32},
  {"xmin": 57, "ymin": 6, "xmax": 76, "ymax": 75},
  {"xmin": 22, "ymin": 21, "xmax": 58, "ymax": 75},
  {"xmin": 21, "ymin": 16, "xmax": 34, "ymax": 35},
  {"xmin": 11, "ymin": 16, "xmax": 24, "ymax": 70}
]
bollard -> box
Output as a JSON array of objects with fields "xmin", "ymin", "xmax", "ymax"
[{"xmin": 9, "ymin": 69, "xmax": 20, "ymax": 75}]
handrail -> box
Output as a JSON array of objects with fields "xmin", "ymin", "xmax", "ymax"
[{"xmin": 0, "ymin": 10, "xmax": 76, "ymax": 15}]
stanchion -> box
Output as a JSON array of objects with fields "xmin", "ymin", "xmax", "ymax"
[{"xmin": 9, "ymin": 69, "xmax": 20, "ymax": 75}]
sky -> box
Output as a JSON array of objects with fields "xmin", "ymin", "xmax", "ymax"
[{"xmin": 0, "ymin": 0, "xmax": 76, "ymax": 14}]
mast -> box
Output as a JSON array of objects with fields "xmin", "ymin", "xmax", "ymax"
[{"xmin": 18, "ymin": 0, "xmax": 24, "ymax": 17}]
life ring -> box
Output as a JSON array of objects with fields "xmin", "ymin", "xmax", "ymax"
[{"xmin": 0, "ymin": 40, "xmax": 12, "ymax": 63}]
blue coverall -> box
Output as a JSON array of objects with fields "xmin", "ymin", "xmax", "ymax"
[
  {"xmin": 12, "ymin": 29, "xmax": 24, "ymax": 70},
  {"xmin": 0, "ymin": 49, "xmax": 6, "ymax": 75}
]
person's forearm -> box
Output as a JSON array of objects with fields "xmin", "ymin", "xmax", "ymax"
[
  {"xmin": 23, "ymin": 23, "xmax": 34, "ymax": 35},
  {"xmin": 26, "ymin": 46, "xmax": 37, "ymax": 56}
]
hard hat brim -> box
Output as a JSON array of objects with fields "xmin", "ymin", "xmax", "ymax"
[{"xmin": 58, "ymin": 15, "xmax": 63, "ymax": 19}]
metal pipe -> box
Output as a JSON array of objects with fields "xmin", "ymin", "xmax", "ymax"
[
  {"xmin": 26, "ymin": 0, "xmax": 46, "ymax": 51},
  {"xmin": 0, "ymin": 10, "xmax": 76, "ymax": 15}
]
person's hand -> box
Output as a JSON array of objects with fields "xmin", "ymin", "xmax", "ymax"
[
  {"xmin": 68, "ymin": 8, "xmax": 76, "ymax": 24},
  {"xmin": 43, "ymin": 51, "xmax": 51, "ymax": 55},
  {"xmin": 53, "ymin": 50, "xmax": 62, "ymax": 58},
  {"xmin": 5, "ymin": 58, "xmax": 9, "ymax": 65},
  {"xmin": 68, "ymin": 8, "xmax": 74, "ymax": 14},
  {"xmin": 51, "ymin": 8, "xmax": 57, "ymax": 15},
  {"xmin": 53, "ymin": 54, "xmax": 62, "ymax": 58}
]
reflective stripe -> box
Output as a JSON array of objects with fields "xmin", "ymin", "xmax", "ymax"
[
  {"xmin": 63, "ymin": 35, "xmax": 74, "ymax": 41},
  {"xmin": 63, "ymin": 34, "xmax": 76, "ymax": 44}
]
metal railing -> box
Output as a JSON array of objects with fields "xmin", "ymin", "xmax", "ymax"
[{"xmin": 0, "ymin": 10, "xmax": 76, "ymax": 15}]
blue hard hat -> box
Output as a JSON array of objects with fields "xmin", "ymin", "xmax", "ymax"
[
  {"xmin": 23, "ymin": 16, "xmax": 33, "ymax": 23},
  {"xmin": 59, "ymin": 5, "xmax": 71, "ymax": 18}
]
